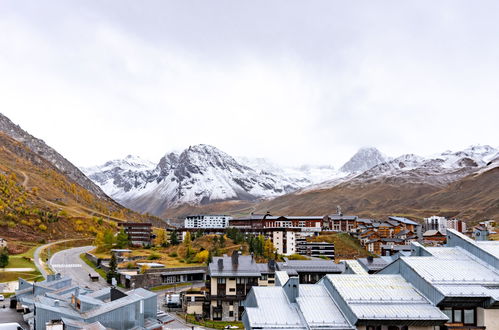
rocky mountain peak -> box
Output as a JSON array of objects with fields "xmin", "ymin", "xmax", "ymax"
[{"xmin": 340, "ymin": 147, "xmax": 388, "ymax": 173}]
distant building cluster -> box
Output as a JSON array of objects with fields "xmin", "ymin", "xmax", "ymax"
[{"xmin": 354, "ymin": 216, "xmax": 419, "ymax": 255}]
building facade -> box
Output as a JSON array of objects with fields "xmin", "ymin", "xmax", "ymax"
[
  {"xmin": 206, "ymin": 252, "xmax": 276, "ymax": 321},
  {"xmin": 117, "ymin": 222, "xmax": 153, "ymax": 246},
  {"xmin": 184, "ymin": 215, "xmax": 232, "ymax": 229}
]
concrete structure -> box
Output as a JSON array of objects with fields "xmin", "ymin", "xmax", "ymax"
[
  {"xmin": 381, "ymin": 229, "xmax": 499, "ymax": 329},
  {"xmin": 184, "ymin": 215, "xmax": 232, "ymax": 229},
  {"xmin": 243, "ymin": 271, "xmax": 448, "ymax": 329},
  {"xmin": 11, "ymin": 275, "xmax": 160, "ymax": 330},
  {"xmin": 117, "ymin": 222, "xmax": 153, "ymax": 246}
]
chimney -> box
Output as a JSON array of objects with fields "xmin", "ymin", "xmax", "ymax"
[
  {"xmin": 217, "ymin": 259, "xmax": 224, "ymax": 270},
  {"xmin": 231, "ymin": 251, "xmax": 239, "ymax": 265},
  {"xmin": 268, "ymin": 259, "xmax": 276, "ymax": 271},
  {"xmin": 367, "ymin": 256, "xmax": 374, "ymax": 263},
  {"xmin": 54, "ymin": 300, "xmax": 60, "ymax": 307}
]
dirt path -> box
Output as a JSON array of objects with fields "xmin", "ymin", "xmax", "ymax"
[{"xmin": 20, "ymin": 170, "xmax": 29, "ymax": 188}]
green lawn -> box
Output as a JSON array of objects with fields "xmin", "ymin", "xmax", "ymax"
[
  {"xmin": 80, "ymin": 253, "xmax": 107, "ymax": 279},
  {"xmin": 182, "ymin": 314, "xmax": 244, "ymax": 329}
]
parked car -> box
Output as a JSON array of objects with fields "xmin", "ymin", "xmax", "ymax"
[{"xmin": 0, "ymin": 294, "xmax": 5, "ymax": 301}]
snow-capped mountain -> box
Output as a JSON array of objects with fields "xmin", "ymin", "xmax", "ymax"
[
  {"xmin": 346, "ymin": 145, "xmax": 499, "ymax": 187},
  {"xmin": 339, "ymin": 147, "xmax": 389, "ymax": 173},
  {"xmin": 82, "ymin": 145, "xmax": 314, "ymax": 216},
  {"xmin": 82, "ymin": 143, "xmax": 499, "ymax": 217}
]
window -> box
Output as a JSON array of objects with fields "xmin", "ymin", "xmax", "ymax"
[
  {"xmin": 217, "ymin": 278, "xmax": 226, "ymax": 284},
  {"xmin": 453, "ymin": 309, "xmax": 462, "ymax": 323},
  {"xmin": 229, "ymin": 311, "xmax": 234, "ymax": 317},
  {"xmin": 366, "ymin": 326, "xmax": 381, "ymax": 330},
  {"xmin": 464, "ymin": 309, "xmax": 475, "ymax": 325},
  {"xmin": 229, "ymin": 288, "xmax": 235, "ymax": 292}
]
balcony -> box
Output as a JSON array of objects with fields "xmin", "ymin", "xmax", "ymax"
[{"xmin": 444, "ymin": 326, "xmax": 486, "ymax": 330}]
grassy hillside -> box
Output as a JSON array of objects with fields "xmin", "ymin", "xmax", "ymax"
[{"xmin": 0, "ymin": 132, "xmax": 163, "ymax": 241}]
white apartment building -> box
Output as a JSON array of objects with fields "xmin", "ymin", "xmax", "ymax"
[
  {"xmin": 184, "ymin": 215, "xmax": 232, "ymax": 228},
  {"xmin": 424, "ymin": 215, "xmax": 447, "ymax": 232}
]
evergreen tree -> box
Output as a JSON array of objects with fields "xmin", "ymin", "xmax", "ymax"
[
  {"xmin": 115, "ymin": 228, "xmax": 129, "ymax": 249},
  {"xmin": 0, "ymin": 248, "xmax": 9, "ymax": 268},
  {"xmin": 107, "ymin": 252, "xmax": 118, "ymax": 284},
  {"xmin": 169, "ymin": 230, "xmax": 179, "ymax": 245}
]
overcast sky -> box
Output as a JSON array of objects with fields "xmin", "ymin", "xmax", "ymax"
[{"xmin": 1, "ymin": 1, "xmax": 498, "ymax": 168}]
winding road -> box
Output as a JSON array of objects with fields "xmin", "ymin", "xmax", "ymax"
[{"xmin": 48, "ymin": 245, "xmax": 108, "ymax": 290}]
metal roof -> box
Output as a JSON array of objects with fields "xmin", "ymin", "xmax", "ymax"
[
  {"xmin": 208, "ymin": 255, "xmax": 272, "ymax": 277},
  {"xmin": 278, "ymin": 259, "xmax": 345, "ymax": 273},
  {"xmin": 342, "ymin": 260, "xmax": 368, "ymax": 275},
  {"xmin": 323, "ymin": 274, "xmax": 448, "ymax": 324},
  {"xmin": 400, "ymin": 255, "xmax": 499, "ymax": 284},
  {"xmin": 388, "ymin": 216, "xmax": 419, "ymax": 226},
  {"xmin": 296, "ymin": 285, "xmax": 353, "ymax": 329},
  {"xmin": 244, "ymin": 286, "xmax": 306, "ymax": 329}
]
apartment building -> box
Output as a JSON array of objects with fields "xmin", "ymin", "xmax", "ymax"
[
  {"xmin": 295, "ymin": 239, "xmax": 335, "ymax": 259},
  {"xmin": 117, "ymin": 222, "xmax": 153, "ymax": 246},
  {"xmin": 184, "ymin": 215, "xmax": 232, "ymax": 228},
  {"xmin": 206, "ymin": 252, "xmax": 276, "ymax": 321}
]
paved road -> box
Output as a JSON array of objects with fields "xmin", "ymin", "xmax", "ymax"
[
  {"xmin": 34, "ymin": 239, "xmax": 74, "ymax": 278},
  {"xmin": 49, "ymin": 246, "xmax": 108, "ymax": 290}
]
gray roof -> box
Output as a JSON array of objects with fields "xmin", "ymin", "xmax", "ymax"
[
  {"xmin": 278, "ymin": 259, "xmax": 345, "ymax": 273},
  {"xmin": 389, "ymin": 216, "xmax": 419, "ymax": 226},
  {"xmin": 208, "ymin": 255, "xmax": 272, "ymax": 277},
  {"xmin": 329, "ymin": 215, "xmax": 358, "ymax": 221},
  {"xmin": 244, "ymin": 286, "xmax": 307, "ymax": 329},
  {"xmin": 357, "ymin": 257, "xmax": 390, "ymax": 271},
  {"xmin": 296, "ymin": 284, "xmax": 353, "ymax": 329},
  {"xmin": 323, "ymin": 274, "xmax": 448, "ymax": 324}
]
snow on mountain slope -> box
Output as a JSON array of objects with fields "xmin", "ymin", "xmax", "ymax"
[
  {"xmin": 82, "ymin": 144, "xmax": 498, "ymax": 216},
  {"xmin": 339, "ymin": 147, "xmax": 389, "ymax": 173},
  {"xmin": 347, "ymin": 145, "xmax": 499, "ymax": 187},
  {"xmin": 83, "ymin": 145, "xmax": 312, "ymax": 215}
]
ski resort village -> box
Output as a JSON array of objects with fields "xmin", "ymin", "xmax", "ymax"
[
  {"xmin": 2, "ymin": 1, "xmax": 499, "ymax": 329},
  {"xmin": 0, "ymin": 109, "xmax": 498, "ymax": 329}
]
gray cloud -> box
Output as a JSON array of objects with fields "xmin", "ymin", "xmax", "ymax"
[{"xmin": 0, "ymin": 1, "xmax": 498, "ymax": 168}]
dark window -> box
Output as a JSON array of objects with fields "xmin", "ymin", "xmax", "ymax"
[
  {"xmin": 229, "ymin": 311, "xmax": 234, "ymax": 317},
  {"xmin": 366, "ymin": 326, "xmax": 381, "ymax": 330},
  {"xmin": 464, "ymin": 309, "xmax": 475, "ymax": 325}
]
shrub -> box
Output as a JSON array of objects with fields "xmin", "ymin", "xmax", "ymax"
[{"xmin": 147, "ymin": 253, "xmax": 160, "ymax": 260}]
